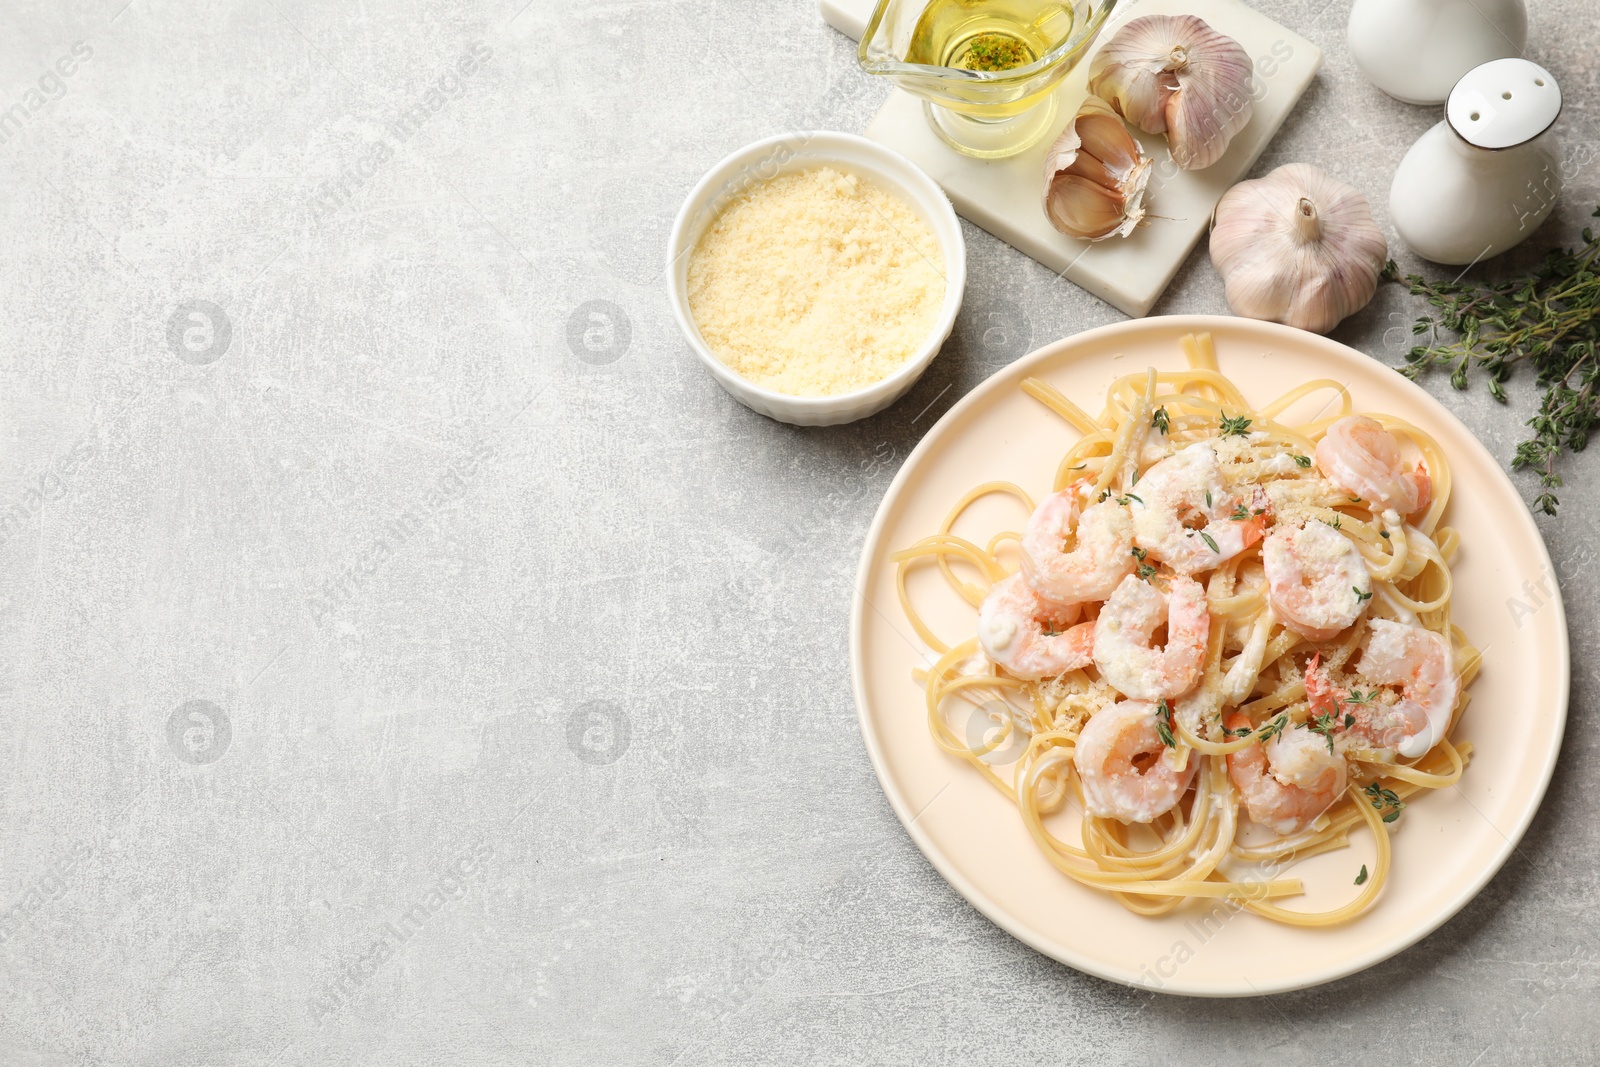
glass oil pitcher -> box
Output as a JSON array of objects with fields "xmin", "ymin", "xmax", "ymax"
[{"xmin": 859, "ymin": 0, "xmax": 1121, "ymax": 159}]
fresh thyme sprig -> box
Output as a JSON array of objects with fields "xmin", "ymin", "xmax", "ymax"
[
  {"xmin": 1132, "ymin": 546, "xmax": 1155, "ymax": 581},
  {"xmin": 1303, "ymin": 711, "xmax": 1340, "ymax": 754},
  {"xmin": 1257, "ymin": 714, "xmax": 1288, "ymax": 742},
  {"xmin": 1384, "ymin": 208, "xmax": 1600, "ymax": 516},
  {"xmin": 1218, "ymin": 413, "xmax": 1252, "ymax": 437},
  {"xmin": 1364, "ymin": 781, "xmax": 1405, "ymax": 824},
  {"xmin": 1156, "ymin": 699, "xmax": 1176, "ymax": 748}
]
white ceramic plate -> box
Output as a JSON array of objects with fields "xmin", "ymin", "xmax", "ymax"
[{"xmin": 850, "ymin": 316, "xmax": 1569, "ymax": 996}]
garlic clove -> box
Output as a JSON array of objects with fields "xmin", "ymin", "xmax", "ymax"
[
  {"xmin": 1048, "ymin": 175, "xmax": 1137, "ymax": 241},
  {"xmin": 1043, "ymin": 97, "xmax": 1153, "ymax": 241},
  {"xmin": 1209, "ymin": 163, "xmax": 1388, "ymax": 335},
  {"xmin": 1088, "ymin": 14, "xmax": 1254, "ymax": 171},
  {"xmin": 1071, "ymin": 103, "xmax": 1145, "ymax": 174},
  {"xmin": 1060, "ymin": 147, "xmax": 1118, "ymax": 189},
  {"xmin": 1164, "ymin": 51, "xmax": 1254, "ymax": 171}
]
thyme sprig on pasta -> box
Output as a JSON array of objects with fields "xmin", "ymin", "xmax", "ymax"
[
  {"xmin": 1219, "ymin": 413, "xmax": 1253, "ymax": 436},
  {"xmin": 1364, "ymin": 781, "xmax": 1405, "ymax": 824}
]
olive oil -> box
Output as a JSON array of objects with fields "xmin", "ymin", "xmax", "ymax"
[
  {"xmin": 863, "ymin": 0, "xmax": 1098, "ymax": 156},
  {"xmin": 904, "ymin": 0, "xmax": 1076, "ymax": 74}
]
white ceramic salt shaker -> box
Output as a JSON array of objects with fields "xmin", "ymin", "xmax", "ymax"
[
  {"xmin": 1348, "ymin": 0, "xmax": 1527, "ymax": 105},
  {"xmin": 1390, "ymin": 58, "xmax": 1562, "ymax": 266}
]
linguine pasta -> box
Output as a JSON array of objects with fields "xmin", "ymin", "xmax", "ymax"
[{"xmin": 893, "ymin": 333, "xmax": 1479, "ymax": 926}]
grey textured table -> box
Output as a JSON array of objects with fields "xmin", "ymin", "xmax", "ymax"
[{"xmin": 0, "ymin": 1, "xmax": 1595, "ymax": 1064}]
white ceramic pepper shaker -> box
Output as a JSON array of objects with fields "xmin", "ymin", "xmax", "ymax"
[
  {"xmin": 1348, "ymin": 0, "xmax": 1527, "ymax": 105},
  {"xmin": 1390, "ymin": 58, "xmax": 1562, "ymax": 266}
]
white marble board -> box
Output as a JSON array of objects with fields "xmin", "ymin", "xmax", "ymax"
[{"xmin": 819, "ymin": 0, "xmax": 1323, "ymax": 316}]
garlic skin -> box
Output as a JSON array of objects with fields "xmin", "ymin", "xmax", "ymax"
[
  {"xmin": 1043, "ymin": 97, "xmax": 1154, "ymax": 241},
  {"xmin": 1088, "ymin": 14, "xmax": 1255, "ymax": 171},
  {"xmin": 1209, "ymin": 163, "xmax": 1388, "ymax": 335}
]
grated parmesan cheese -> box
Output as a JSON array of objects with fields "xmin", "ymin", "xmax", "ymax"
[{"xmin": 686, "ymin": 166, "xmax": 946, "ymax": 397}]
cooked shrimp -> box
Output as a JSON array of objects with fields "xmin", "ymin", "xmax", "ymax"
[
  {"xmin": 977, "ymin": 573, "xmax": 1096, "ymax": 681},
  {"xmin": 1224, "ymin": 712, "xmax": 1347, "ymax": 836},
  {"xmin": 1263, "ymin": 520, "xmax": 1372, "ymax": 642},
  {"xmin": 1130, "ymin": 442, "xmax": 1269, "ymax": 575},
  {"xmin": 1020, "ymin": 489, "xmax": 1136, "ymax": 605},
  {"xmin": 1303, "ymin": 618, "xmax": 1456, "ymax": 758},
  {"xmin": 1303, "ymin": 656, "xmax": 1421, "ymax": 757},
  {"xmin": 1359, "ymin": 621, "xmax": 1456, "ymax": 757},
  {"xmin": 1093, "ymin": 573, "xmax": 1208, "ymax": 701},
  {"xmin": 1075, "ymin": 700, "xmax": 1200, "ymax": 823},
  {"xmin": 1315, "ymin": 416, "xmax": 1431, "ymax": 517}
]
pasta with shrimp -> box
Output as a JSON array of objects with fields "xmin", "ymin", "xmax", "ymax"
[{"xmin": 894, "ymin": 333, "xmax": 1479, "ymax": 926}]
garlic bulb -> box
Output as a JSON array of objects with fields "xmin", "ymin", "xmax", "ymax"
[
  {"xmin": 1043, "ymin": 97, "xmax": 1154, "ymax": 241},
  {"xmin": 1209, "ymin": 163, "xmax": 1388, "ymax": 335},
  {"xmin": 1088, "ymin": 14, "xmax": 1254, "ymax": 171}
]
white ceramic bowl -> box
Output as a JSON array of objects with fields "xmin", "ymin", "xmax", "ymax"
[{"xmin": 665, "ymin": 131, "xmax": 966, "ymax": 427}]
